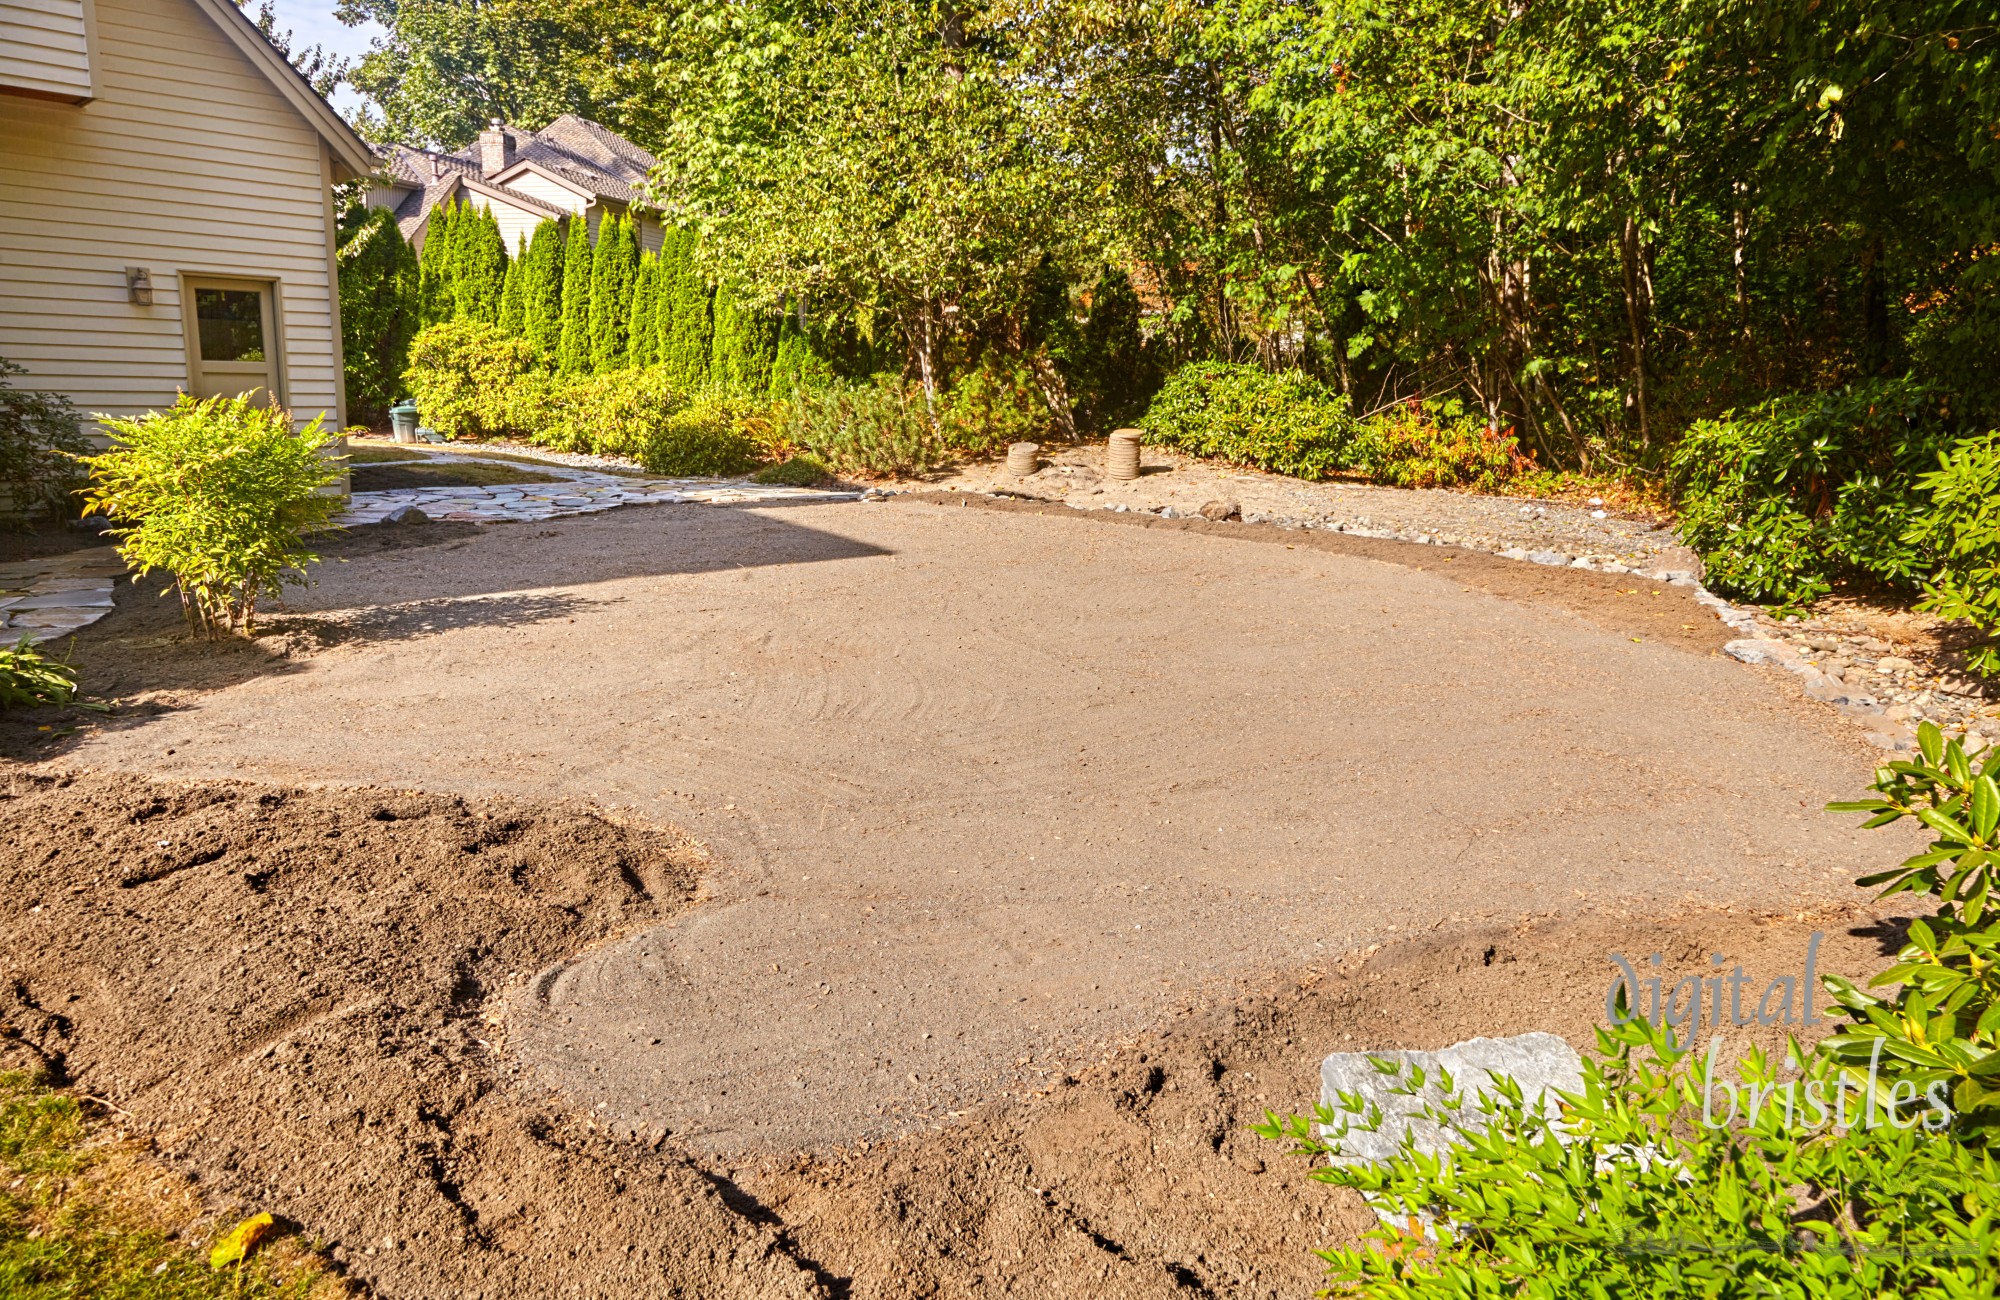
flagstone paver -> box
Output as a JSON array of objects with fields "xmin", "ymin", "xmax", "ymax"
[
  {"xmin": 0, "ymin": 547, "xmax": 124, "ymax": 645},
  {"xmin": 336, "ymin": 445, "xmax": 864, "ymax": 527}
]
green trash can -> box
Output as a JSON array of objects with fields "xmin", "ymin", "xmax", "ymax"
[{"xmin": 389, "ymin": 400, "xmax": 420, "ymax": 444}]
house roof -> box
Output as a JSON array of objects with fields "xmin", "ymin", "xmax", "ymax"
[
  {"xmin": 185, "ymin": 0, "xmax": 375, "ymax": 179},
  {"xmin": 375, "ymin": 115, "xmax": 658, "ymax": 241},
  {"xmin": 379, "ymin": 163, "xmax": 574, "ymax": 243}
]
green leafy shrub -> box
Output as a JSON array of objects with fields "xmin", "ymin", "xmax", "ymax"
[
  {"xmin": 0, "ymin": 359, "xmax": 88, "ymax": 522},
  {"xmin": 83, "ymin": 395, "xmax": 341, "ymax": 637},
  {"xmin": 780, "ymin": 377, "xmax": 950, "ymax": 477},
  {"xmin": 1906, "ymin": 432, "xmax": 2000, "ymax": 676},
  {"xmin": 1350, "ymin": 398, "xmax": 1533, "ymax": 492},
  {"xmin": 1139, "ymin": 362, "xmax": 1355, "ymax": 480},
  {"xmin": 1823, "ymin": 723, "xmax": 2000, "ymax": 1131},
  {"xmin": 635, "ymin": 393, "xmax": 765, "ymax": 477},
  {"xmin": 1258, "ymin": 726, "xmax": 2000, "ymax": 1296},
  {"xmin": 1669, "ymin": 380, "xmax": 1946, "ymax": 609},
  {"xmin": 0, "ymin": 636, "xmax": 78, "ymax": 709},
  {"xmin": 403, "ymin": 321, "xmax": 541, "ymax": 440},
  {"xmin": 752, "ymin": 455, "xmax": 834, "ymax": 487},
  {"xmin": 540, "ymin": 366, "xmax": 692, "ymax": 459}
]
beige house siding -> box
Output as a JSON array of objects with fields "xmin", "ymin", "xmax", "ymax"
[
  {"xmin": 496, "ymin": 167, "xmax": 590, "ymax": 219},
  {"xmin": 0, "ymin": 0, "xmax": 346, "ymax": 434},
  {"xmin": 0, "ymin": 0, "xmax": 95, "ymax": 101},
  {"xmin": 460, "ymin": 188, "xmax": 558, "ymax": 257}
]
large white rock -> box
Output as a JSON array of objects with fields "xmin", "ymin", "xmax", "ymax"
[{"xmin": 1317, "ymin": 1032, "xmax": 1584, "ymax": 1167}]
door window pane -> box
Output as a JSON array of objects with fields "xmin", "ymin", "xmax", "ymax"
[{"xmin": 195, "ymin": 289, "xmax": 266, "ymax": 361}]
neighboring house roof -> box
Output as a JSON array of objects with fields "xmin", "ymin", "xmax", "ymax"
[
  {"xmin": 375, "ymin": 115, "xmax": 658, "ymax": 241},
  {"xmin": 378, "ymin": 152, "xmax": 572, "ymax": 242},
  {"xmin": 185, "ymin": 0, "xmax": 375, "ymax": 178}
]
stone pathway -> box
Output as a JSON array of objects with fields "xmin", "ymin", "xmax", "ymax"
[
  {"xmin": 337, "ymin": 445, "xmax": 864, "ymax": 527},
  {"xmin": 0, "ymin": 548, "xmax": 126, "ymax": 645}
]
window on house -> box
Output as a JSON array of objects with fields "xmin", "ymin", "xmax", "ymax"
[{"xmin": 182, "ymin": 278, "xmax": 281, "ymax": 404}]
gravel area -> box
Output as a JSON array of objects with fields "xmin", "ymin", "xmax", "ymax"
[{"xmin": 908, "ymin": 443, "xmax": 1701, "ymax": 573}]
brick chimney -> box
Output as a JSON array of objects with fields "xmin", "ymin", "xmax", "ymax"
[{"xmin": 478, "ymin": 119, "xmax": 512, "ymax": 177}]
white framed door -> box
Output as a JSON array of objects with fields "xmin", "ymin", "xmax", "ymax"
[{"xmin": 182, "ymin": 276, "xmax": 282, "ymax": 405}]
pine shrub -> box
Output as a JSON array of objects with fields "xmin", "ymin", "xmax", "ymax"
[
  {"xmin": 589, "ymin": 214, "xmax": 639, "ymax": 372},
  {"xmin": 456, "ymin": 205, "xmax": 508, "ymax": 325},
  {"xmin": 335, "ymin": 207, "xmax": 419, "ymax": 426},
  {"xmin": 627, "ymin": 252, "xmax": 660, "ymax": 369},
  {"xmin": 709, "ymin": 283, "xmax": 778, "ymax": 395},
  {"xmin": 498, "ymin": 234, "xmax": 527, "ymax": 336},
  {"xmin": 520, "ymin": 218, "xmax": 567, "ymax": 359},
  {"xmin": 555, "ymin": 214, "xmax": 594, "ymax": 374},
  {"xmin": 657, "ymin": 227, "xmax": 713, "ymax": 389}
]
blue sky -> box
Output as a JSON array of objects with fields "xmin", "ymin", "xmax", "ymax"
[{"xmin": 260, "ymin": 0, "xmax": 382, "ymax": 117}]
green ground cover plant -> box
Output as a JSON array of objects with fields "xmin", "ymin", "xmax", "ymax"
[
  {"xmin": 82, "ymin": 395, "xmax": 342, "ymax": 637},
  {"xmin": 1907, "ymin": 433, "xmax": 2000, "ymax": 676},
  {"xmin": 1258, "ymin": 723, "xmax": 2000, "ymax": 1296},
  {"xmin": 1, "ymin": 1071, "xmax": 338, "ymax": 1298},
  {"xmin": 0, "ymin": 637, "xmax": 78, "ymax": 710},
  {"xmin": 752, "ymin": 455, "xmax": 835, "ymax": 487}
]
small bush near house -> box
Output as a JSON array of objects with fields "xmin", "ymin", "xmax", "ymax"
[
  {"xmin": 780, "ymin": 377, "xmax": 952, "ymax": 477},
  {"xmin": 83, "ymin": 395, "xmax": 342, "ymax": 637},
  {"xmin": 0, "ymin": 359, "xmax": 89, "ymax": 522},
  {"xmin": 1348, "ymin": 397, "xmax": 1533, "ymax": 493},
  {"xmin": 540, "ymin": 366, "xmax": 692, "ymax": 461},
  {"xmin": 1139, "ymin": 362, "xmax": 1356, "ymax": 480},
  {"xmin": 403, "ymin": 321, "xmax": 540, "ymax": 440},
  {"xmin": 1259, "ymin": 723, "xmax": 2000, "ymax": 1297},
  {"xmin": 1668, "ymin": 379, "xmax": 1946, "ymax": 610},
  {"xmin": 1906, "ymin": 431, "xmax": 2000, "ymax": 677},
  {"xmin": 0, "ymin": 636, "xmax": 78, "ymax": 709}
]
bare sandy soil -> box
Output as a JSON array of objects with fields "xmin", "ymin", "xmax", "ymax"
[
  {"xmin": 34, "ymin": 496, "xmax": 1897, "ymax": 1159},
  {"xmin": 0, "ymin": 768, "xmax": 1903, "ymax": 1297}
]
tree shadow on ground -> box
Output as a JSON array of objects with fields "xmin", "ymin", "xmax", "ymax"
[{"xmin": 0, "ymin": 505, "xmax": 892, "ymax": 763}]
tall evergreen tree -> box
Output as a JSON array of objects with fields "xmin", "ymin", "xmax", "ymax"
[
  {"xmin": 555, "ymin": 214, "xmax": 594, "ymax": 374},
  {"xmin": 709, "ymin": 281, "xmax": 778, "ymax": 394},
  {"xmin": 416, "ymin": 199, "xmax": 459, "ymax": 327},
  {"xmin": 657, "ymin": 226, "xmax": 713, "ymax": 389},
  {"xmin": 520, "ymin": 218, "xmax": 566, "ymax": 360},
  {"xmin": 767, "ymin": 299, "xmax": 833, "ymax": 399},
  {"xmin": 336, "ymin": 205, "xmax": 420, "ymax": 424},
  {"xmin": 456, "ymin": 205, "xmax": 509, "ymax": 325},
  {"xmin": 499, "ymin": 233, "xmax": 528, "ymax": 335},
  {"xmin": 589, "ymin": 214, "xmax": 640, "ymax": 372},
  {"xmin": 627, "ymin": 252, "xmax": 660, "ymax": 368}
]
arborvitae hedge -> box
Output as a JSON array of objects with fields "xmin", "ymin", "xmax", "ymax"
[
  {"xmin": 556, "ymin": 214, "xmax": 594, "ymax": 374},
  {"xmin": 336, "ymin": 204, "xmax": 419, "ymax": 425},
  {"xmin": 456, "ymin": 205, "xmax": 508, "ymax": 325},
  {"xmin": 708, "ymin": 282, "xmax": 778, "ymax": 395},
  {"xmin": 767, "ymin": 301, "xmax": 835, "ymax": 399},
  {"xmin": 628, "ymin": 252, "xmax": 660, "ymax": 368},
  {"xmin": 657, "ymin": 226, "xmax": 712, "ymax": 390},
  {"xmin": 498, "ymin": 235, "xmax": 527, "ymax": 336},
  {"xmin": 520, "ymin": 218, "xmax": 565, "ymax": 360},
  {"xmin": 589, "ymin": 214, "xmax": 639, "ymax": 371},
  {"xmin": 416, "ymin": 200, "xmax": 458, "ymax": 328}
]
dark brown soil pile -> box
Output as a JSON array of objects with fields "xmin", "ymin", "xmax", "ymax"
[
  {"xmin": 0, "ymin": 766, "xmax": 1901, "ymax": 1297},
  {"xmin": 0, "ymin": 770, "xmax": 824, "ymax": 1298}
]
